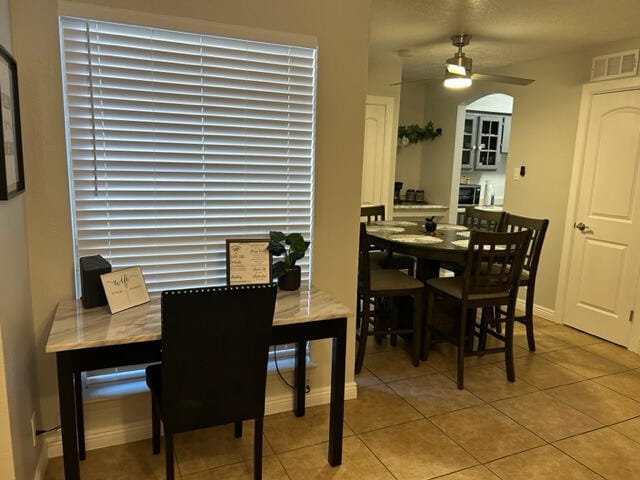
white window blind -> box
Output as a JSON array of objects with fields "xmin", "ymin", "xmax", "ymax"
[
  {"xmin": 59, "ymin": 17, "xmax": 316, "ymax": 388},
  {"xmin": 59, "ymin": 17, "xmax": 316, "ymax": 293}
]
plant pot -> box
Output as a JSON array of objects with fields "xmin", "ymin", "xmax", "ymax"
[{"xmin": 277, "ymin": 266, "xmax": 301, "ymax": 291}]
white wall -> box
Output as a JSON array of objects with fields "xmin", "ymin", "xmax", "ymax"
[
  {"xmin": 395, "ymin": 83, "xmax": 426, "ymax": 194},
  {"xmin": 11, "ymin": 0, "xmax": 371, "ymax": 452},
  {"xmin": 0, "ymin": 0, "xmax": 43, "ymax": 478}
]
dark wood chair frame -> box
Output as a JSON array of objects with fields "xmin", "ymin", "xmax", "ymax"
[
  {"xmin": 355, "ymin": 223, "xmax": 424, "ymax": 373},
  {"xmin": 360, "ymin": 204, "xmax": 386, "ymax": 224},
  {"xmin": 146, "ymin": 284, "xmax": 278, "ymax": 480},
  {"xmin": 423, "ymin": 229, "xmax": 532, "ymax": 389},
  {"xmin": 462, "ymin": 206, "xmax": 506, "ymax": 232},
  {"xmin": 496, "ymin": 214, "xmax": 549, "ymax": 351}
]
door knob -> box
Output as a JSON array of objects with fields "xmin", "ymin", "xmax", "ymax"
[{"xmin": 574, "ymin": 222, "xmax": 589, "ymax": 231}]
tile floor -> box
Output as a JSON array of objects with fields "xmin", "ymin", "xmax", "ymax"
[{"xmin": 45, "ymin": 317, "xmax": 640, "ymax": 479}]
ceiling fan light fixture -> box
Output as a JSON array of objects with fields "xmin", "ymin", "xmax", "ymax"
[
  {"xmin": 446, "ymin": 63, "xmax": 467, "ymax": 76},
  {"xmin": 443, "ymin": 75, "xmax": 473, "ymax": 89}
]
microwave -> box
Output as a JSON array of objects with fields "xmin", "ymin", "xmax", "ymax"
[{"xmin": 458, "ymin": 184, "xmax": 481, "ymax": 206}]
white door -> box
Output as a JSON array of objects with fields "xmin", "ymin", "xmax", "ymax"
[
  {"xmin": 564, "ymin": 88, "xmax": 640, "ymax": 345},
  {"xmin": 361, "ymin": 96, "xmax": 395, "ymax": 213}
]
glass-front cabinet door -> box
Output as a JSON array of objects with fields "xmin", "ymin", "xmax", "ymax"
[
  {"xmin": 461, "ymin": 115, "xmax": 477, "ymax": 170},
  {"xmin": 475, "ymin": 115, "xmax": 503, "ymax": 170}
]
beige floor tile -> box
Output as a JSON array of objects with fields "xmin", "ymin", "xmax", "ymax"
[
  {"xmin": 540, "ymin": 347, "xmax": 627, "ymax": 378},
  {"xmin": 509, "ymin": 354, "xmax": 585, "ymax": 389},
  {"xmin": 487, "ymin": 444, "xmax": 601, "ymax": 479},
  {"xmin": 425, "ymin": 341, "xmax": 529, "ymax": 373},
  {"xmin": 542, "ymin": 325, "xmax": 603, "ymax": 347},
  {"xmin": 175, "ymin": 422, "xmax": 273, "ymax": 476},
  {"xmin": 547, "ymin": 380, "xmax": 640, "ymax": 425},
  {"xmin": 182, "ymin": 456, "xmax": 290, "ymax": 480},
  {"xmin": 611, "ymin": 417, "xmax": 640, "ymax": 443},
  {"xmin": 430, "ymin": 405, "xmax": 544, "ymax": 463},
  {"xmin": 45, "ymin": 439, "xmax": 167, "ymax": 480},
  {"xmin": 492, "ymin": 391, "xmax": 602, "ymax": 442},
  {"xmin": 444, "ymin": 364, "xmax": 538, "ymax": 402},
  {"xmin": 360, "ymin": 419, "xmax": 477, "ymax": 480},
  {"xmin": 431, "ymin": 465, "xmax": 500, "ymax": 479},
  {"xmin": 513, "ymin": 330, "xmax": 573, "ymax": 353},
  {"xmin": 364, "ymin": 349, "xmax": 436, "ymax": 382},
  {"xmin": 264, "ymin": 404, "xmax": 354, "ymax": 454},
  {"xmin": 355, "ymin": 366, "xmax": 383, "ymax": 387},
  {"xmin": 389, "ymin": 373, "xmax": 484, "ymax": 417},
  {"xmin": 277, "ymin": 436, "xmax": 394, "ymax": 480},
  {"xmin": 593, "ymin": 370, "xmax": 640, "ymax": 399},
  {"xmin": 529, "ymin": 316, "xmax": 558, "ymax": 329},
  {"xmin": 580, "ymin": 343, "xmax": 640, "ymax": 369},
  {"xmin": 344, "ymin": 383, "xmax": 422, "ymax": 433},
  {"xmin": 364, "ymin": 336, "xmax": 394, "ymax": 354},
  {"xmin": 555, "ymin": 427, "xmax": 640, "ymax": 479}
]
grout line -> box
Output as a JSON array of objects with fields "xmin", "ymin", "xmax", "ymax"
[{"xmin": 548, "ymin": 438, "xmax": 607, "ymax": 479}]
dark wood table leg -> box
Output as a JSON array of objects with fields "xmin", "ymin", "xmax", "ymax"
[
  {"xmin": 416, "ymin": 258, "xmax": 440, "ymax": 282},
  {"xmin": 328, "ymin": 318, "xmax": 346, "ymax": 466},
  {"xmin": 74, "ymin": 371, "xmax": 86, "ymax": 460},
  {"xmin": 294, "ymin": 341, "xmax": 306, "ymax": 417},
  {"xmin": 57, "ymin": 352, "xmax": 80, "ymax": 480}
]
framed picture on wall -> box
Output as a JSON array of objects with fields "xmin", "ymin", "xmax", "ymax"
[{"xmin": 0, "ymin": 44, "xmax": 25, "ymax": 200}]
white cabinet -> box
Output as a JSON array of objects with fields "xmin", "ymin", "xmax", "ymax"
[{"xmin": 461, "ymin": 113, "xmax": 509, "ymax": 170}]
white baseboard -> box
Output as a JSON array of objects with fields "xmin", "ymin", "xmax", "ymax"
[
  {"xmin": 515, "ymin": 298, "xmax": 557, "ymax": 323},
  {"xmin": 46, "ymin": 381, "xmax": 358, "ymax": 458},
  {"xmin": 33, "ymin": 443, "xmax": 48, "ymax": 480}
]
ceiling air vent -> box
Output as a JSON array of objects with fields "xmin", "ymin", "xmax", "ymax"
[{"xmin": 591, "ymin": 49, "xmax": 639, "ymax": 82}]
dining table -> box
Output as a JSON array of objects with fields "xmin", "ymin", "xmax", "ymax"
[{"xmin": 365, "ymin": 220, "xmax": 471, "ymax": 281}]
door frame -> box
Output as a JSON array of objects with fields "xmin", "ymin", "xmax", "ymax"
[{"xmin": 555, "ymin": 75, "xmax": 640, "ymax": 352}]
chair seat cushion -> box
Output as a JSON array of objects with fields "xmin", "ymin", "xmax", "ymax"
[
  {"xmin": 426, "ymin": 277, "xmax": 510, "ymax": 302},
  {"xmin": 370, "ymin": 268, "xmax": 423, "ymax": 293},
  {"xmin": 145, "ymin": 363, "xmax": 162, "ymax": 396}
]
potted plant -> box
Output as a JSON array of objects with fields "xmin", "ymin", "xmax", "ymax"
[{"xmin": 268, "ymin": 231, "xmax": 310, "ymax": 291}]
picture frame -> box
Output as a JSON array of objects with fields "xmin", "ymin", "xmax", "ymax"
[
  {"xmin": 0, "ymin": 44, "xmax": 24, "ymax": 200},
  {"xmin": 100, "ymin": 266, "xmax": 150, "ymax": 314},
  {"xmin": 226, "ymin": 239, "xmax": 272, "ymax": 286}
]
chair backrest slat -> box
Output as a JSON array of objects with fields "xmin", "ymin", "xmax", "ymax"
[
  {"xmin": 360, "ymin": 205, "xmax": 385, "ymax": 224},
  {"xmin": 463, "ymin": 230, "xmax": 532, "ymax": 297},
  {"xmin": 503, "ymin": 213, "xmax": 549, "ymax": 275},
  {"xmin": 463, "ymin": 207, "xmax": 506, "ymax": 232},
  {"xmin": 160, "ymin": 284, "xmax": 277, "ymax": 433},
  {"xmin": 358, "ymin": 222, "xmax": 372, "ymax": 293}
]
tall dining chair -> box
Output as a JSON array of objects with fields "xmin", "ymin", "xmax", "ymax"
[
  {"xmin": 462, "ymin": 206, "xmax": 506, "ymax": 231},
  {"xmin": 356, "ymin": 223, "xmax": 425, "ymax": 373},
  {"xmin": 360, "ymin": 204, "xmax": 415, "ymax": 276},
  {"xmin": 496, "ymin": 214, "xmax": 549, "ymax": 351},
  {"xmin": 423, "ymin": 229, "xmax": 531, "ymax": 389},
  {"xmin": 146, "ymin": 284, "xmax": 278, "ymax": 480}
]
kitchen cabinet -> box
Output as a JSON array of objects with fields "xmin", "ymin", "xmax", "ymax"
[{"xmin": 461, "ymin": 113, "xmax": 509, "ymax": 170}]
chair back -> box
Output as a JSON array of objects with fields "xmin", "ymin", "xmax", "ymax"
[
  {"xmin": 463, "ymin": 230, "xmax": 532, "ymax": 298},
  {"xmin": 160, "ymin": 284, "xmax": 277, "ymax": 434},
  {"xmin": 360, "ymin": 205, "xmax": 385, "ymax": 224},
  {"xmin": 358, "ymin": 222, "xmax": 372, "ymax": 293},
  {"xmin": 503, "ymin": 213, "xmax": 549, "ymax": 276},
  {"xmin": 463, "ymin": 207, "xmax": 506, "ymax": 231}
]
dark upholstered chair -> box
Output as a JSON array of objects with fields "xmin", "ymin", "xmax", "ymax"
[
  {"xmin": 423, "ymin": 230, "xmax": 531, "ymax": 389},
  {"xmin": 462, "ymin": 206, "xmax": 506, "ymax": 231},
  {"xmin": 360, "ymin": 204, "xmax": 415, "ymax": 276},
  {"xmin": 356, "ymin": 223, "xmax": 424, "ymax": 373},
  {"xmin": 496, "ymin": 214, "xmax": 549, "ymax": 351},
  {"xmin": 146, "ymin": 284, "xmax": 277, "ymax": 480}
]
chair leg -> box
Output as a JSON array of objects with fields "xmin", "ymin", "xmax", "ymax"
[
  {"xmin": 165, "ymin": 430, "xmax": 175, "ymax": 480},
  {"xmin": 524, "ymin": 286, "xmax": 536, "ymax": 352},
  {"xmin": 234, "ymin": 421, "xmax": 243, "ymax": 438},
  {"xmin": 151, "ymin": 395, "xmax": 160, "ymax": 455},
  {"xmin": 422, "ymin": 290, "xmax": 434, "ymax": 361},
  {"xmin": 390, "ymin": 298, "xmax": 398, "ymax": 347},
  {"xmin": 504, "ymin": 307, "xmax": 516, "ymax": 382},
  {"xmin": 253, "ymin": 416, "xmax": 264, "ymax": 480},
  {"xmin": 457, "ymin": 309, "xmax": 467, "ymax": 390},
  {"xmin": 411, "ymin": 292, "xmax": 422, "ymax": 367},
  {"xmin": 355, "ymin": 295, "xmax": 368, "ymax": 374}
]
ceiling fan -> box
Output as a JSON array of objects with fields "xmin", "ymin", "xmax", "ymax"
[{"xmin": 394, "ymin": 34, "xmax": 535, "ymax": 88}]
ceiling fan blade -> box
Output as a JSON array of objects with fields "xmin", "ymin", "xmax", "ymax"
[
  {"xmin": 471, "ymin": 72, "xmax": 534, "ymax": 85},
  {"xmin": 389, "ymin": 78, "xmax": 433, "ymax": 86}
]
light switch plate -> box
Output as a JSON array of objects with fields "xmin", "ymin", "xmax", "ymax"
[{"xmin": 513, "ymin": 167, "xmax": 521, "ymax": 180}]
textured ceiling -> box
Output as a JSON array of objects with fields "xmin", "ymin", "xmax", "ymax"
[{"xmin": 370, "ymin": 0, "xmax": 640, "ymax": 80}]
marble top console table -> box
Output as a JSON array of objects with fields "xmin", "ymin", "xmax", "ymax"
[{"xmin": 47, "ymin": 284, "xmax": 349, "ymax": 480}]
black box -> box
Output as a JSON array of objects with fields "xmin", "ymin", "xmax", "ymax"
[{"xmin": 80, "ymin": 255, "xmax": 112, "ymax": 309}]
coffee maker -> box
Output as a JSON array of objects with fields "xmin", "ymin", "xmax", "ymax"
[{"xmin": 394, "ymin": 181, "xmax": 403, "ymax": 203}]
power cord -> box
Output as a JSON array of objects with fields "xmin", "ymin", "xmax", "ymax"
[
  {"xmin": 36, "ymin": 425, "xmax": 61, "ymax": 436},
  {"xmin": 273, "ymin": 346, "xmax": 310, "ymax": 393}
]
